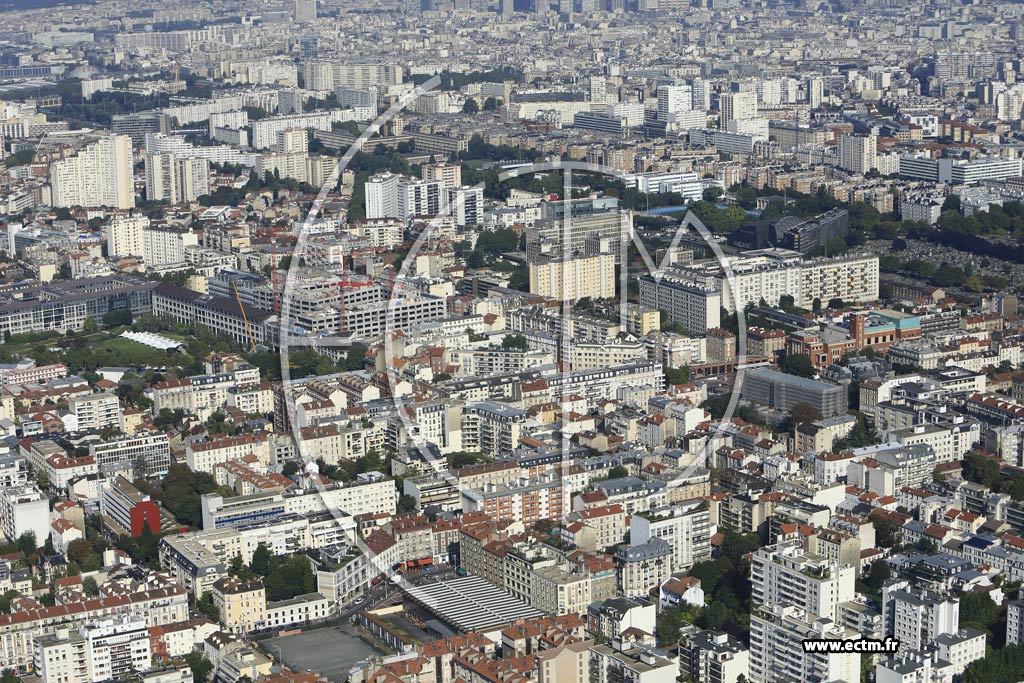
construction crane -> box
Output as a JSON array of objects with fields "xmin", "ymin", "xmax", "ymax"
[{"xmin": 231, "ymin": 280, "xmax": 259, "ymax": 353}]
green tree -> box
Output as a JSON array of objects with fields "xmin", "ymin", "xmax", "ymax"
[
  {"xmin": 963, "ymin": 452, "xmax": 1002, "ymax": 489},
  {"xmin": 462, "ymin": 98, "xmax": 479, "ymax": 114},
  {"xmin": 780, "ymin": 353, "xmax": 815, "ymax": 378},
  {"xmin": 501, "ymin": 334, "xmax": 529, "ymax": 351},
  {"xmin": 789, "ymin": 403, "xmax": 822, "ymax": 429},
  {"xmin": 665, "ymin": 366, "xmax": 691, "ymax": 386},
  {"xmin": 252, "ymin": 544, "xmax": 272, "ymax": 576},
  {"xmin": 702, "ymin": 186, "xmax": 723, "ymax": 202},
  {"xmin": 482, "ymin": 97, "xmax": 499, "ymax": 111},
  {"xmin": 863, "ymin": 559, "xmax": 891, "ymax": 592},
  {"xmin": 606, "ymin": 465, "xmax": 629, "ymax": 479},
  {"xmin": 184, "ymin": 652, "xmax": 215, "ymax": 682},
  {"xmin": 960, "ymin": 591, "xmax": 997, "ymax": 635},
  {"xmin": 196, "ymin": 591, "xmax": 219, "ymax": 621},
  {"xmin": 229, "ymin": 554, "xmax": 255, "ymax": 580},
  {"xmin": 397, "ymin": 494, "xmax": 418, "ymax": 514},
  {"xmin": 281, "ymin": 461, "xmax": 300, "ymax": 477},
  {"xmin": 872, "ymin": 516, "xmax": 902, "ymax": 549},
  {"xmin": 16, "ymin": 532, "xmax": 36, "ymax": 558}
]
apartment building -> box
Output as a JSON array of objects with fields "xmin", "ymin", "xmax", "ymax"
[
  {"xmin": 213, "ymin": 577, "xmax": 268, "ymax": 635},
  {"xmin": 749, "ymin": 603, "xmax": 859, "ymax": 683},
  {"xmin": 881, "ymin": 582, "xmax": 959, "ymax": 655},
  {"xmin": 0, "ymin": 582, "xmax": 188, "ymax": 672},
  {"xmin": 49, "ymin": 135, "xmax": 134, "ymax": 209},
  {"xmin": 34, "ymin": 616, "xmax": 151, "ymax": 683},
  {"xmin": 614, "ymin": 537, "xmax": 673, "ymax": 598},
  {"xmin": 186, "ymin": 433, "xmax": 272, "ymax": 473},
  {"xmin": 638, "ymin": 271, "xmax": 722, "ymax": 335},
  {"xmin": 461, "ymin": 474, "xmax": 567, "ymax": 526},
  {"xmin": 460, "ymin": 401, "xmax": 529, "ymax": 458},
  {"xmin": 589, "ymin": 641, "xmax": 676, "ymax": 683},
  {"xmin": 750, "ymin": 543, "xmax": 856, "ymax": 621},
  {"xmin": 629, "ymin": 499, "xmax": 713, "ymax": 572},
  {"xmin": 672, "ymin": 250, "xmax": 879, "ymax": 313},
  {"xmin": 68, "ymin": 392, "xmax": 121, "ymax": 432},
  {"xmin": 529, "ymin": 252, "xmax": 616, "ymax": 301},
  {"xmin": 0, "ymin": 484, "xmax": 50, "ymax": 543},
  {"xmin": 679, "ymin": 630, "xmax": 750, "ymax": 683}
]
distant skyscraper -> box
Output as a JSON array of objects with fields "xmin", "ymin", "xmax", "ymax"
[
  {"xmin": 294, "ymin": 0, "xmax": 316, "ymax": 22},
  {"xmin": 720, "ymin": 91, "xmax": 757, "ymax": 124},
  {"xmin": 807, "ymin": 76, "xmax": 824, "ymax": 108},
  {"xmin": 838, "ymin": 133, "xmax": 878, "ymax": 175},
  {"xmin": 299, "ymin": 35, "xmax": 318, "ymax": 59},
  {"xmin": 106, "ymin": 215, "xmax": 147, "ymax": 258},
  {"xmin": 689, "ymin": 78, "xmax": 711, "ymax": 110},
  {"xmin": 50, "ymin": 135, "xmax": 134, "ymax": 209},
  {"xmin": 657, "ymin": 84, "xmax": 692, "ymax": 121},
  {"xmin": 145, "ymin": 153, "xmax": 211, "ymax": 205},
  {"xmin": 365, "ymin": 173, "xmax": 401, "ymax": 220}
]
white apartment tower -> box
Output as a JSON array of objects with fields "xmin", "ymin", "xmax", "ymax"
[
  {"xmin": 422, "ymin": 162, "xmax": 462, "ymax": 188},
  {"xmin": 720, "ymin": 91, "xmax": 758, "ymax": 124},
  {"xmin": 448, "ymin": 185, "xmax": 484, "ymax": 226},
  {"xmin": 50, "ymin": 135, "xmax": 134, "ymax": 209},
  {"xmin": 106, "ymin": 215, "xmax": 148, "ymax": 258},
  {"xmin": 35, "ymin": 616, "xmax": 151, "ymax": 683},
  {"xmin": 657, "ymin": 84, "xmax": 692, "ymax": 122},
  {"xmin": 807, "ymin": 77, "xmax": 824, "ymax": 108},
  {"xmin": 839, "ymin": 134, "xmax": 878, "ymax": 174},
  {"xmin": 365, "ymin": 172, "xmax": 401, "ymax": 220},
  {"xmin": 750, "ymin": 604, "xmax": 860, "ymax": 683},
  {"xmin": 145, "ymin": 153, "xmax": 210, "ymax": 204},
  {"xmin": 881, "ymin": 582, "xmax": 960, "ymax": 654},
  {"xmin": 750, "ymin": 543, "xmax": 855, "ymax": 621},
  {"xmin": 275, "ymin": 127, "xmax": 309, "ymax": 154},
  {"xmin": 398, "ymin": 178, "xmax": 446, "ymax": 220}
]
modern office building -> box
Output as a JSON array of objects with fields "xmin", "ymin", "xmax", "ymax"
[
  {"xmin": 741, "ymin": 368, "xmax": 849, "ymax": 418},
  {"xmin": 0, "ymin": 276, "xmax": 157, "ymax": 336},
  {"xmin": 89, "ymin": 432, "xmax": 172, "ymax": 477},
  {"xmin": 100, "ymin": 475, "xmax": 163, "ymax": 537}
]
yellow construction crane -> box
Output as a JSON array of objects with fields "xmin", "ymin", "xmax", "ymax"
[{"xmin": 231, "ymin": 280, "xmax": 258, "ymax": 353}]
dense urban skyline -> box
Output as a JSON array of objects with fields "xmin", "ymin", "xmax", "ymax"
[{"xmin": 1, "ymin": 2, "xmax": 1024, "ymax": 683}]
